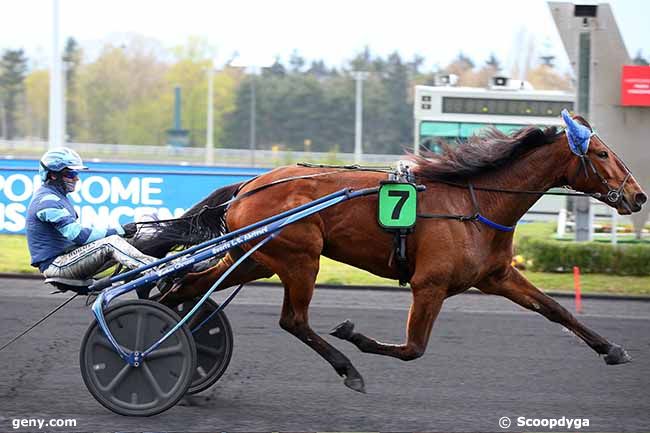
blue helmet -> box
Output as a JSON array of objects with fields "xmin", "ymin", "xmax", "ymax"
[{"xmin": 39, "ymin": 147, "xmax": 88, "ymax": 181}]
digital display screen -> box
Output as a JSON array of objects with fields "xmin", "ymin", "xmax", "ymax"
[{"xmin": 442, "ymin": 97, "xmax": 573, "ymax": 117}]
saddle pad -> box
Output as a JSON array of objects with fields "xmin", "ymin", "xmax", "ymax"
[{"xmin": 377, "ymin": 182, "xmax": 417, "ymax": 229}]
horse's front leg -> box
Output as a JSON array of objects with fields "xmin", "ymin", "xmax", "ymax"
[
  {"xmin": 274, "ymin": 252, "xmax": 367, "ymax": 393},
  {"xmin": 476, "ymin": 266, "xmax": 631, "ymax": 365},
  {"xmin": 330, "ymin": 279, "xmax": 447, "ymax": 361}
]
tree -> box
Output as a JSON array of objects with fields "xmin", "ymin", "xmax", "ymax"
[
  {"xmin": 485, "ymin": 53, "xmax": 501, "ymax": 70},
  {"xmin": 307, "ymin": 60, "xmax": 334, "ymax": 80},
  {"xmin": 349, "ymin": 46, "xmax": 373, "ymax": 71},
  {"xmin": 63, "ymin": 37, "xmax": 83, "ymax": 141},
  {"xmin": 0, "ymin": 49, "xmax": 28, "ymax": 139},
  {"xmin": 407, "ymin": 54, "xmax": 425, "ymax": 76},
  {"xmin": 170, "ymin": 36, "xmax": 216, "ymax": 63},
  {"xmin": 376, "ymin": 52, "xmax": 412, "ymax": 153},
  {"xmin": 448, "ymin": 52, "xmax": 475, "ymax": 71},
  {"xmin": 75, "ymin": 37, "xmax": 168, "ymax": 144},
  {"xmin": 289, "ymin": 50, "xmax": 305, "ymax": 73},
  {"xmin": 223, "ymin": 74, "xmax": 253, "ymax": 149},
  {"xmin": 22, "ymin": 69, "xmax": 49, "ymax": 139},
  {"xmin": 526, "ymin": 64, "xmax": 572, "ymax": 91},
  {"xmin": 264, "ymin": 58, "xmax": 287, "ymax": 77},
  {"xmin": 632, "ymin": 50, "xmax": 649, "ymax": 66},
  {"xmin": 473, "ymin": 54, "xmax": 502, "ymax": 88},
  {"xmin": 443, "ymin": 52, "xmax": 480, "ymax": 86}
]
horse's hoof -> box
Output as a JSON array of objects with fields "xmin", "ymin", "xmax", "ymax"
[
  {"xmin": 344, "ymin": 373, "xmax": 366, "ymax": 394},
  {"xmin": 604, "ymin": 344, "xmax": 632, "ymax": 365},
  {"xmin": 330, "ymin": 320, "xmax": 354, "ymax": 340}
]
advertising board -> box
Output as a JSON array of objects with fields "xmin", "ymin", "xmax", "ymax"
[
  {"xmin": 0, "ymin": 159, "xmax": 265, "ymax": 234},
  {"xmin": 621, "ymin": 65, "xmax": 650, "ymax": 106}
]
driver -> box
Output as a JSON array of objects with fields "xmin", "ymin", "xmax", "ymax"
[{"xmin": 26, "ymin": 147, "xmax": 157, "ymax": 283}]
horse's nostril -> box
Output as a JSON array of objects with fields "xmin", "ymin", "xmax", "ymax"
[{"xmin": 635, "ymin": 193, "xmax": 647, "ymax": 206}]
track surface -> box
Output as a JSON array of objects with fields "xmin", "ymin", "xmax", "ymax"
[{"xmin": 0, "ymin": 278, "xmax": 649, "ymax": 432}]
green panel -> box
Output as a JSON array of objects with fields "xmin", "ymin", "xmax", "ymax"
[
  {"xmin": 460, "ymin": 123, "xmax": 525, "ymax": 137},
  {"xmin": 495, "ymin": 124, "xmax": 525, "ymax": 134},
  {"xmin": 378, "ymin": 183, "xmax": 417, "ymax": 229},
  {"xmin": 419, "ymin": 121, "xmax": 459, "ymax": 137},
  {"xmin": 459, "ymin": 123, "xmax": 487, "ymax": 137},
  {"xmin": 421, "ymin": 120, "xmax": 531, "ymax": 142}
]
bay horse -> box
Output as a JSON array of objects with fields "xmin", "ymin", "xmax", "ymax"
[{"xmin": 139, "ymin": 113, "xmax": 646, "ymax": 393}]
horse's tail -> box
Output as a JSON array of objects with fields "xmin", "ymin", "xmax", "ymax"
[{"xmin": 134, "ymin": 182, "xmax": 243, "ymax": 258}]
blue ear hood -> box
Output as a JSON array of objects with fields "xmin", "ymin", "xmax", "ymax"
[{"xmin": 561, "ymin": 109, "xmax": 592, "ymax": 156}]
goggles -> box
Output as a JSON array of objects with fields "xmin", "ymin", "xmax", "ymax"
[{"xmin": 62, "ymin": 170, "xmax": 79, "ymax": 179}]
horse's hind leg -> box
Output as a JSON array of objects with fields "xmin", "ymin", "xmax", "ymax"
[
  {"xmin": 330, "ymin": 277, "xmax": 447, "ymax": 361},
  {"xmin": 256, "ymin": 243, "xmax": 366, "ymax": 393},
  {"xmin": 476, "ymin": 266, "xmax": 630, "ymax": 365}
]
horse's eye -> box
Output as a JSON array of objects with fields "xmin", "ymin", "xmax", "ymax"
[{"xmin": 597, "ymin": 151, "xmax": 608, "ymax": 159}]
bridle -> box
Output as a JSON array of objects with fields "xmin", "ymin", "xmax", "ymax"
[{"xmin": 569, "ymin": 132, "xmax": 632, "ymax": 205}]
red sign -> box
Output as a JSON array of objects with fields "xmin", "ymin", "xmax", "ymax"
[{"xmin": 621, "ymin": 65, "xmax": 650, "ymax": 106}]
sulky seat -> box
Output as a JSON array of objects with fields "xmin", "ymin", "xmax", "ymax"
[{"xmin": 44, "ymin": 276, "xmax": 96, "ymax": 295}]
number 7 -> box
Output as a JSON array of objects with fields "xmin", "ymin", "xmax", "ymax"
[{"xmin": 388, "ymin": 190, "xmax": 409, "ymax": 219}]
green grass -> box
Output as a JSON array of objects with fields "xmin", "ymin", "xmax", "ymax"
[
  {"xmin": 261, "ymin": 256, "xmax": 650, "ymax": 295},
  {"xmin": 518, "ymin": 270, "xmax": 650, "ymax": 295},
  {"xmin": 0, "ymin": 234, "xmax": 35, "ymax": 274},
  {"xmin": 2, "ymin": 231, "xmax": 649, "ymax": 295},
  {"xmin": 261, "ymin": 256, "xmax": 397, "ymax": 287},
  {"xmin": 514, "ymin": 221, "xmax": 557, "ymax": 242}
]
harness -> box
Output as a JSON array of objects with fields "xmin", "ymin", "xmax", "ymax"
[
  {"xmin": 381, "ymin": 161, "xmax": 419, "ymax": 286},
  {"xmin": 298, "ymin": 162, "xmax": 421, "ymax": 285},
  {"xmin": 138, "ymin": 122, "xmax": 631, "ymax": 287},
  {"xmin": 302, "ymin": 162, "xmax": 516, "ymax": 285}
]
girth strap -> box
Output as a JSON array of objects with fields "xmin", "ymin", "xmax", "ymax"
[
  {"xmin": 418, "ymin": 182, "xmax": 515, "ymax": 232},
  {"xmin": 387, "ymin": 229, "xmax": 411, "ymax": 286},
  {"xmin": 394, "ymin": 229, "xmax": 410, "ymax": 286}
]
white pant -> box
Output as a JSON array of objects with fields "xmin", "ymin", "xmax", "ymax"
[{"xmin": 42, "ymin": 235, "xmax": 156, "ymax": 281}]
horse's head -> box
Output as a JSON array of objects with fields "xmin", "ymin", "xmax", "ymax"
[{"xmin": 560, "ymin": 110, "xmax": 647, "ymax": 215}]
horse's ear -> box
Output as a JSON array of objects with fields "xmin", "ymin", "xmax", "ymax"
[{"xmin": 561, "ymin": 109, "xmax": 591, "ymax": 155}]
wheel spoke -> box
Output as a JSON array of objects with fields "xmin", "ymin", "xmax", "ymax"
[
  {"xmin": 142, "ymin": 362, "xmax": 166, "ymax": 398},
  {"xmin": 101, "ymin": 363, "xmax": 131, "ymax": 393},
  {"xmin": 146, "ymin": 343, "xmax": 185, "ymax": 360},
  {"xmin": 186, "ymin": 310, "xmax": 203, "ymax": 328},
  {"xmin": 134, "ymin": 310, "xmax": 145, "ymax": 350},
  {"xmin": 196, "ymin": 343, "xmax": 223, "ymax": 358},
  {"xmin": 95, "ymin": 336, "xmax": 130, "ymax": 355}
]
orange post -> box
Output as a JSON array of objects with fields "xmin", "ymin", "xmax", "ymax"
[{"xmin": 573, "ymin": 266, "xmax": 582, "ymax": 314}]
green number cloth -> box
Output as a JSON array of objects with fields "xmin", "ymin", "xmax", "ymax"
[{"xmin": 378, "ymin": 183, "xmax": 417, "ymax": 229}]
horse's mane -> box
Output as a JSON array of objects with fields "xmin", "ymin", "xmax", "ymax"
[{"xmin": 410, "ymin": 125, "xmax": 562, "ymax": 182}]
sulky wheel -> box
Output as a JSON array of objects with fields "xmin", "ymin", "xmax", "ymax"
[
  {"xmin": 172, "ymin": 297, "xmax": 234, "ymax": 395},
  {"xmin": 79, "ymin": 299, "xmax": 196, "ymax": 416}
]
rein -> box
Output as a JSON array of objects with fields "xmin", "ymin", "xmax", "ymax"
[
  {"xmin": 136, "ymin": 139, "xmax": 630, "ymax": 236},
  {"xmin": 133, "ymin": 170, "xmax": 353, "ymax": 227},
  {"xmin": 416, "ymin": 129, "xmax": 632, "ymax": 229},
  {"xmin": 414, "ymin": 176, "xmax": 601, "ymax": 232}
]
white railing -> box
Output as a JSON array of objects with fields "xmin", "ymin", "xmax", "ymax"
[
  {"xmin": 0, "ymin": 139, "xmax": 402, "ymax": 167},
  {"xmin": 1, "ymin": 138, "xmax": 643, "ymax": 238}
]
